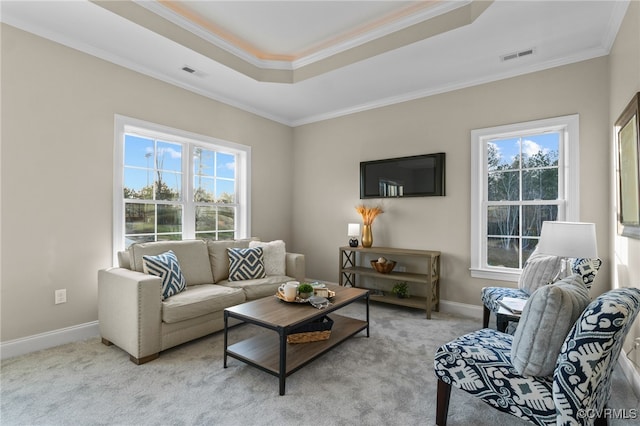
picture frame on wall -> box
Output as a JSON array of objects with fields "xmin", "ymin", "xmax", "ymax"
[{"xmin": 615, "ymin": 92, "xmax": 640, "ymax": 239}]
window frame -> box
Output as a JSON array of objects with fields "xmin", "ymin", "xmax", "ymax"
[
  {"xmin": 470, "ymin": 114, "xmax": 579, "ymax": 281},
  {"xmin": 113, "ymin": 115, "xmax": 251, "ymax": 264}
]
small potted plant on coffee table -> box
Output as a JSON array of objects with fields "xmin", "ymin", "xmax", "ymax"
[
  {"xmin": 391, "ymin": 281, "xmax": 409, "ymax": 299},
  {"xmin": 297, "ymin": 283, "xmax": 314, "ymax": 299}
]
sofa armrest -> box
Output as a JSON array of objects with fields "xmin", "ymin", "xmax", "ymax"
[
  {"xmin": 285, "ymin": 252, "xmax": 305, "ymax": 282},
  {"xmin": 98, "ymin": 267, "xmax": 162, "ymax": 361}
]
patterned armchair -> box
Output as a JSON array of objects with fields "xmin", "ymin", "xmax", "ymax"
[
  {"xmin": 434, "ymin": 287, "xmax": 640, "ymax": 425},
  {"xmin": 481, "ymin": 257, "xmax": 602, "ymax": 331}
]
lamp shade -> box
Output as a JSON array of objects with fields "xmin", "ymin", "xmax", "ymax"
[
  {"xmin": 536, "ymin": 221, "xmax": 598, "ymax": 259},
  {"xmin": 348, "ymin": 223, "xmax": 360, "ymax": 237}
]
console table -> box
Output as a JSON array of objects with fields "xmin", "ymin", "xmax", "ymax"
[{"xmin": 339, "ymin": 246, "xmax": 441, "ymax": 319}]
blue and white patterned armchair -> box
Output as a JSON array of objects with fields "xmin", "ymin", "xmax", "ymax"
[
  {"xmin": 434, "ymin": 287, "xmax": 640, "ymax": 425},
  {"xmin": 481, "ymin": 257, "xmax": 602, "ymax": 331}
]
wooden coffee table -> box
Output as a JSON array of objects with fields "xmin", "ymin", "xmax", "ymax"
[{"xmin": 223, "ymin": 285, "xmax": 369, "ymax": 395}]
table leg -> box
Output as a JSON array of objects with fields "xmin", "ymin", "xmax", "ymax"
[
  {"xmin": 279, "ymin": 327, "xmax": 287, "ymax": 395},
  {"xmin": 223, "ymin": 311, "xmax": 229, "ymax": 368},
  {"xmin": 365, "ymin": 293, "xmax": 370, "ymax": 338}
]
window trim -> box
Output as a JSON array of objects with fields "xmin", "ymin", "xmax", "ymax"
[
  {"xmin": 113, "ymin": 115, "xmax": 251, "ymax": 265},
  {"xmin": 470, "ymin": 114, "xmax": 579, "ymax": 282}
]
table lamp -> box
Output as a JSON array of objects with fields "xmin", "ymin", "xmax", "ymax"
[
  {"xmin": 536, "ymin": 221, "xmax": 598, "ymax": 281},
  {"xmin": 348, "ymin": 223, "xmax": 360, "ymax": 247}
]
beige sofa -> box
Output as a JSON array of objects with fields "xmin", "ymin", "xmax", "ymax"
[{"xmin": 98, "ymin": 239, "xmax": 305, "ymax": 364}]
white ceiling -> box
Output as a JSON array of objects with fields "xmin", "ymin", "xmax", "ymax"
[{"xmin": 0, "ymin": 1, "xmax": 630, "ymax": 126}]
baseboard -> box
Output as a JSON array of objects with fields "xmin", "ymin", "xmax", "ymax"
[
  {"xmin": 439, "ymin": 299, "xmax": 484, "ymax": 320},
  {"xmin": 618, "ymin": 352, "xmax": 640, "ymax": 400},
  {"xmin": 0, "ymin": 321, "xmax": 100, "ymax": 360},
  {"xmin": 309, "ymin": 278, "xmax": 486, "ymax": 321}
]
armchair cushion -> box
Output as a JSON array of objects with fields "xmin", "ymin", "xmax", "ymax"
[
  {"xmin": 510, "ymin": 274, "xmax": 590, "ymax": 377},
  {"xmin": 227, "ymin": 247, "xmax": 266, "ymax": 281},
  {"xmin": 142, "ymin": 250, "xmax": 187, "ymax": 300},
  {"xmin": 517, "ymin": 252, "xmax": 562, "ymax": 295},
  {"xmin": 434, "ymin": 328, "xmax": 556, "ymax": 425},
  {"xmin": 481, "ymin": 287, "xmax": 528, "ymax": 313}
]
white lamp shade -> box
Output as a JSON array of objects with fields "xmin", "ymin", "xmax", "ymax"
[
  {"xmin": 348, "ymin": 223, "xmax": 360, "ymax": 237},
  {"xmin": 536, "ymin": 221, "xmax": 598, "ymax": 258}
]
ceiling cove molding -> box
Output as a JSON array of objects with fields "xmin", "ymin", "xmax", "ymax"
[
  {"xmin": 135, "ymin": 0, "xmax": 292, "ymax": 71},
  {"xmin": 100, "ymin": 0, "xmax": 490, "ymax": 84},
  {"xmin": 140, "ymin": 0, "xmax": 472, "ymax": 71},
  {"xmin": 292, "ymin": 0, "xmax": 472, "ymax": 69}
]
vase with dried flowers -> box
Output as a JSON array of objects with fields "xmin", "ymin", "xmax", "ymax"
[{"xmin": 355, "ymin": 204, "xmax": 383, "ymax": 248}]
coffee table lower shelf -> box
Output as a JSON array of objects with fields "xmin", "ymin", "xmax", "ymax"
[{"xmin": 226, "ymin": 314, "xmax": 367, "ymax": 381}]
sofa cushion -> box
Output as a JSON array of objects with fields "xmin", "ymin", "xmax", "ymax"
[
  {"xmin": 142, "ymin": 250, "xmax": 187, "ymax": 300},
  {"xmin": 129, "ymin": 240, "xmax": 213, "ymax": 285},
  {"xmin": 249, "ymin": 240, "xmax": 286, "ymax": 276},
  {"xmin": 218, "ymin": 275, "xmax": 292, "ymax": 300},
  {"xmin": 228, "ymin": 247, "xmax": 266, "ymax": 281},
  {"xmin": 511, "ymin": 274, "xmax": 590, "ymax": 377},
  {"xmin": 518, "ymin": 252, "xmax": 562, "ymax": 295},
  {"xmin": 207, "ymin": 239, "xmax": 252, "ymax": 283},
  {"xmin": 162, "ymin": 284, "xmax": 245, "ymax": 323}
]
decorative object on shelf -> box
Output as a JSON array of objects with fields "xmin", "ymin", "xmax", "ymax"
[
  {"xmin": 339, "ymin": 246, "xmax": 441, "ymax": 319},
  {"xmin": 347, "ymin": 223, "xmax": 360, "ymax": 247},
  {"xmin": 287, "ymin": 316, "xmax": 334, "ymax": 343},
  {"xmin": 392, "ymin": 281, "xmax": 409, "ymax": 298},
  {"xmin": 356, "ymin": 204, "xmax": 383, "ymax": 248},
  {"xmin": 297, "ymin": 283, "xmax": 314, "ymax": 299},
  {"xmin": 536, "ymin": 221, "xmax": 598, "ymax": 282},
  {"xmin": 371, "ymin": 257, "xmax": 396, "ymax": 274}
]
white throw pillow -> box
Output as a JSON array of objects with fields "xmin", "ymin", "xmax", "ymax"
[
  {"xmin": 518, "ymin": 252, "xmax": 562, "ymax": 295},
  {"xmin": 511, "ymin": 274, "xmax": 590, "ymax": 377},
  {"xmin": 249, "ymin": 240, "xmax": 286, "ymax": 276}
]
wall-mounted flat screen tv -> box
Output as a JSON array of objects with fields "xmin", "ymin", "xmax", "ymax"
[{"xmin": 360, "ymin": 153, "xmax": 445, "ymax": 198}]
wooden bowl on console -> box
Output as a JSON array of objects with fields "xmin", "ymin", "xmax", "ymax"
[{"xmin": 371, "ymin": 260, "xmax": 396, "ymax": 274}]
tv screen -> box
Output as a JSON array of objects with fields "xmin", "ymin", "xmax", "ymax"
[{"xmin": 360, "ymin": 153, "xmax": 445, "ymax": 198}]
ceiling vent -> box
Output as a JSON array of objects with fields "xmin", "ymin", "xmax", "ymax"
[
  {"xmin": 501, "ymin": 48, "xmax": 535, "ymax": 62},
  {"xmin": 181, "ymin": 66, "xmax": 196, "ymax": 74}
]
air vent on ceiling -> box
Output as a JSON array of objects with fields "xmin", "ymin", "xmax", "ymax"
[
  {"xmin": 501, "ymin": 48, "xmax": 535, "ymax": 62},
  {"xmin": 182, "ymin": 66, "xmax": 196, "ymax": 74}
]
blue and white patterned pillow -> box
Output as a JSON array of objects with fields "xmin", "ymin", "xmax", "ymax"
[
  {"xmin": 228, "ymin": 247, "xmax": 266, "ymax": 281},
  {"xmin": 142, "ymin": 250, "xmax": 186, "ymax": 300}
]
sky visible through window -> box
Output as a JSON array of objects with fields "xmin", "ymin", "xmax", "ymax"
[
  {"xmin": 124, "ymin": 134, "xmax": 236, "ymax": 197},
  {"xmin": 488, "ymin": 133, "xmax": 559, "ymax": 170}
]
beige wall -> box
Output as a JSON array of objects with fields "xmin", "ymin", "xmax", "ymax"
[
  {"xmin": 1, "ymin": 4, "xmax": 638, "ymax": 357},
  {"xmin": 609, "ymin": 0, "xmax": 640, "ymax": 372},
  {"xmin": 292, "ymin": 57, "xmax": 610, "ymax": 307},
  {"xmin": 0, "ymin": 25, "xmax": 294, "ymax": 341}
]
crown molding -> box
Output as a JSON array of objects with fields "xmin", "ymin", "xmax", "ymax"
[
  {"xmin": 137, "ymin": 0, "xmax": 471, "ymax": 71},
  {"xmin": 290, "ymin": 45, "xmax": 611, "ymax": 127}
]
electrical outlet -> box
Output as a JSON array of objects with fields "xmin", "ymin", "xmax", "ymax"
[
  {"xmin": 396, "ymin": 265, "xmax": 407, "ymax": 273},
  {"xmin": 54, "ymin": 289, "xmax": 67, "ymax": 305},
  {"xmin": 635, "ymin": 337, "xmax": 640, "ymax": 348}
]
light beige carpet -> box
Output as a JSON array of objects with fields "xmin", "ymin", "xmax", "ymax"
[{"xmin": 1, "ymin": 302, "xmax": 638, "ymax": 425}]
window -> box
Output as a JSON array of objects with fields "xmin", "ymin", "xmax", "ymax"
[
  {"xmin": 470, "ymin": 115, "xmax": 579, "ymax": 281},
  {"xmin": 114, "ymin": 116, "xmax": 250, "ymax": 260}
]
